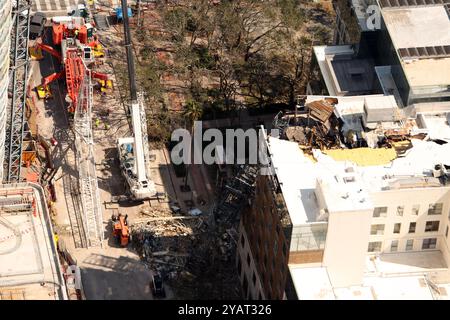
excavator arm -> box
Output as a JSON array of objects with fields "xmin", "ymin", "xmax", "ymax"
[
  {"xmin": 41, "ymin": 70, "xmax": 65, "ymax": 87},
  {"xmin": 35, "ymin": 42, "xmax": 62, "ymax": 62}
]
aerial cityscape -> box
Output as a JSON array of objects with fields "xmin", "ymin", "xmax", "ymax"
[{"xmin": 1, "ymin": 0, "xmax": 450, "ymax": 302}]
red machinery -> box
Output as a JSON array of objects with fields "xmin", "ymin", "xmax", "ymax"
[
  {"xmin": 112, "ymin": 214, "xmax": 130, "ymax": 247},
  {"xmin": 65, "ymin": 49, "xmax": 86, "ymax": 113},
  {"xmin": 34, "ymin": 19, "xmax": 108, "ymax": 113}
]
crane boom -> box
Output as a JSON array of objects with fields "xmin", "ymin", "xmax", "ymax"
[
  {"xmin": 117, "ymin": 0, "xmax": 156, "ymax": 200},
  {"xmin": 121, "ymin": 0, "xmax": 137, "ymax": 102}
]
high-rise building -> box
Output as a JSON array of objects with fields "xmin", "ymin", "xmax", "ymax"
[{"xmin": 0, "ymin": 0, "xmax": 11, "ymax": 181}]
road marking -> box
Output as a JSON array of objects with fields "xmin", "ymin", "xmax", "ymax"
[
  {"xmin": 55, "ymin": 0, "xmax": 62, "ymax": 10},
  {"xmin": 35, "ymin": 0, "xmax": 42, "ymax": 11}
]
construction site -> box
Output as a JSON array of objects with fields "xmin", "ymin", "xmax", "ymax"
[{"xmin": 0, "ymin": 0, "xmax": 250, "ymax": 300}]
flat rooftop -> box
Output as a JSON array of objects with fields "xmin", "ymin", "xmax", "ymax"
[
  {"xmin": 328, "ymin": 57, "xmax": 377, "ymax": 94},
  {"xmin": 0, "ymin": 183, "xmax": 66, "ymax": 300},
  {"xmin": 290, "ymin": 251, "xmax": 449, "ymax": 300},
  {"xmin": 313, "ymin": 46, "xmax": 382, "ymax": 96},
  {"xmin": 381, "ymin": 5, "xmax": 450, "ymax": 87},
  {"xmin": 381, "ymin": 6, "xmax": 450, "ymax": 49}
]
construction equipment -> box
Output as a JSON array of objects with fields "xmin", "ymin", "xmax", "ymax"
[
  {"xmin": 36, "ymin": 85, "xmax": 53, "ymax": 100},
  {"xmin": 32, "ymin": 9, "xmax": 105, "ymax": 248},
  {"xmin": 32, "ymin": 18, "xmax": 109, "ymax": 114},
  {"xmin": 5, "ymin": 0, "xmax": 32, "ymax": 183},
  {"xmin": 111, "ymin": 213, "xmax": 130, "ymax": 247},
  {"xmin": 117, "ymin": 0, "xmax": 156, "ymax": 200}
]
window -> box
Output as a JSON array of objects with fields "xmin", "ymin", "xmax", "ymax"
[
  {"xmin": 446, "ymin": 226, "xmax": 449, "ymax": 238},
  {"xmin": 428, "ymin": 203, "xmax": 443, "ymax": 215},
  {"xmin": 247, "ymin": 253, "xmax": 251, "ymax": 266},
  {"xmin": 368, "ymin": 241, "xmax": 382, "ymax": 252},
  {"xmin": 240, "ymin": 234, "xmax": 245, "ymax": 247},
  {"xmin": 390, "ymin": 240, "xmax": 399, "ymax": 252},
  {"xmin": 282, "ymin": 243, "xmax": 287, "ymax": 257},
  {"xmin": 393, "ymin": 223, "xmax": 401, "ymax": 234},
  {"xmin": 425, "ymin": 221, "xmax": 440, "ymax": 232},
  {"xmin": 252, "ymin": 272, "xmax": 256, "ymax": 285},
  {"xmin": 406, "ymin": 239, "xmax": 414, "ymax": 251},
  {"xmin": 409, "ymin": 222, "xmax": 416, "ymax": 233},
  {"xmin": 422, "ymin": 238, "xmax": 437, "ymax": 250},
  {"xmin": 373, "ymin": 207, "xmax": 387, "ymax": 218},
  {"xmin": 412, "ymin": 204, "xmax": 420, "ymax": 215},
  {"xmin": 371, "ymin": 224, "xmax": 385, "ymax": 235},
  {"xmin": 397, "ymin": 206, "xmax": 404, "ymax": 216}
]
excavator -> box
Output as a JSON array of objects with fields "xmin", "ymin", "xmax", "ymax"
[{"xmin": 111, "ymin": 213, "xmax": 130, "ymax": 247}]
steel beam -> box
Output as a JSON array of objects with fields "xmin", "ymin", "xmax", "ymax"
[{"xmin": 5, "ymin": 0, "xmax": 31, "ymax": 183}]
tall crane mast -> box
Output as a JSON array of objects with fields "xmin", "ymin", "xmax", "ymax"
[
  {"xmin": 5, "ymin": 0, "xmax": 31, "ymax": 182},
  {"xmin": 117, "ymin": 0, "xmax": 155, "ymax": 200}
]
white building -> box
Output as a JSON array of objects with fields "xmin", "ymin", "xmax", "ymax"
[
  {"xmin": 261, "ymin": 95, "xmax": 450, "ymax": 300},
  {"xmin": 0, "ymin": 183, "xmax": 68, "ymax": 299},
  {"xmin": 0, "ymin": 0, "xmax": 11, "ymax": 180}
]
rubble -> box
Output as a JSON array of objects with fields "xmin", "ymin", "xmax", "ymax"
[{"xmin": 130, "ymin": 218, "xmax": 197, "ymax": 277}]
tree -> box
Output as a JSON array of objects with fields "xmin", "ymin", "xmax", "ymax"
[
  {"xmin": 217, "ymin": 57, "xmax": 238, "ymax": 113},
  {"xmin": 185, "ymin": 0, "xmax": 215, "ymax": 48},
  {"xmin": 182, "ymin": 99, "xmax": 203, "ymax": 188},
  {"xmin": 278, "ymin": 34, "xmax": 313, "ymax": 108},
  {"xmin": 215, "ymin": 0, "xmax": 284, "ymax": 61},
  {"xmin": 183, "ymin": 99, "xmax": 203, "ymax": 130},
  {"xmin": 163, "ymin": 7, "xmax": 189, "ymax": 42}
]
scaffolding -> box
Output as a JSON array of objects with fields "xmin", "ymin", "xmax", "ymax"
[
  {"xmin": 73, "ymin": 59, "xmax": 103, "ymax": 248},
  {"xmin": 5, "ymin": 0, "xmax": 31, "ymax": 183}
]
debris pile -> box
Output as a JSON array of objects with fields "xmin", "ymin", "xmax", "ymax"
[
  {"xmin": 275, "ymin": 97, "xmax": 424, "ymax": 154},
  {"xmin": 131, "ymin": 218, "xmax": 198, "ymax": 279},
  {"xmin": 276, "ymin": 99, "xmax": 342, "ymax": 152}
]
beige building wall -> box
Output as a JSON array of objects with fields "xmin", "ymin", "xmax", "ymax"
[
  {"xmin": 323, "ymin": 207, "xmax": 373, "ymax": 287},
  {"xmin": 368, "ymin": 187, "xmax": 450, "ymax": 255}
]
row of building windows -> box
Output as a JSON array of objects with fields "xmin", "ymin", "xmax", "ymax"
[
  {"xmin": 370, "ymin": 220, "xmax": 441, "ymax": 235},
  {"xmin": 368, "ymin": 238, "xmax": 438, "ymax": 252},
  {"xmin": 373, "ymin": 203, "xmax": 443, "ymax": 218}
]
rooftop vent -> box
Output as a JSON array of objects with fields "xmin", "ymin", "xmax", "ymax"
[
  {"xmin": 398, "ymin": 46, "xmax": 450, "ymax": 61},
  {"xmin": 380, "ymin": 0, "xmax": 450, "ymax": 8}
]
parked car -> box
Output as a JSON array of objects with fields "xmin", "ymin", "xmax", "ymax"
[
  {"xmin": 29, "ymin": 12, "xmax": 46, "ymax": 40},
  {"xmin": 150, "ymin": 273, "xmax": 166, "ymax": 298}
]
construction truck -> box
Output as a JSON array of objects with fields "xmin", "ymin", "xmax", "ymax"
[
  {"xmin": 117, "ymin": 0, "xmax": 156, "ymax": 201},
  {"xmin": 111, "ymin": 213, "xmax": 130, "ymax": 247}
]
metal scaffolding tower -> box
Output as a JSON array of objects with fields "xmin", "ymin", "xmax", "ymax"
[
  {"xmin": 73, "ymin": 61, "xmax": 103, "ymax": 248},
  {"xmin": 5, "ymin": 0, "xmax": 31, "ymax": 183}
]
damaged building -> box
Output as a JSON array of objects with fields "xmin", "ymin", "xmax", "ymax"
[{"xmin": 238, "ymin": 104, "xmax": 450, "ymax": 299}]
